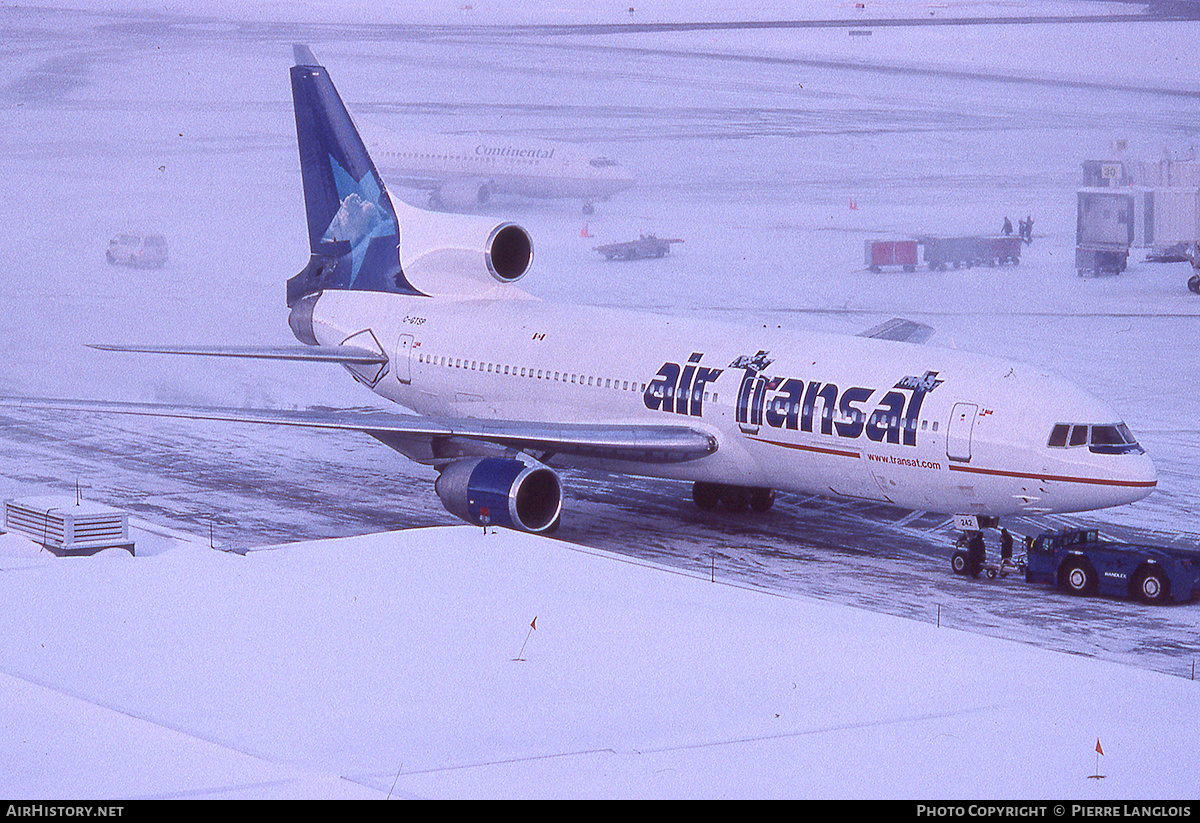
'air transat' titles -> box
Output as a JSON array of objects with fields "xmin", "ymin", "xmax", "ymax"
[
  {"xmin": 644, "ymin": 352, "xmax": 943, "ymax": 447},
  {"xmin": 643, "ymin": 352, "xmax": 723, "ymax": 417}
]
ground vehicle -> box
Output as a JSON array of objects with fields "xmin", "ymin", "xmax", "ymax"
[
  {"xmin": 1076, "ymin": 242, "xmax": 1129, "ymax": 276},
  {"xmin": 594, "ymin": 234, "xmax": 682, "ymax": 260},
  {"xmin": 1076, "ymin": 190, "xmax": 1132, "ymax": 276},
  {"xmin": 1025, "ymin": 528, "xmax": 1200, "ymax": 605},
  {"xmin": 865, "ymin": 239, "xmax": 917, "ymax": 272},
  {"xmin": 950, "ymin": 529, "xmax": 1025, "ymax": 580},
  {"xmin": 107, "ymin": 233, "xmax": 168, "ymax": 268},
  {"xmin": 919, "ymin": 235, "xmax": 1021, "ymax": 270}
]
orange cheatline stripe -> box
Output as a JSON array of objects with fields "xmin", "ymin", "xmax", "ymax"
[
  {"xmin": 948, "ymin": 462, "xmax": 1157, "ymax": 488},
  {"xmin": 747, "ymin": 435, "xmax": 859, "ymax": 459},
  {"xmin": 749, "ymin": 436, "xmax": 1157, "ymax": 489}
]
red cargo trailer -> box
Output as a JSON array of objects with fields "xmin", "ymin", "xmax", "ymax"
[{"xmin": 864, "ymin": 239, "xmax": 918, "ymax": 272}]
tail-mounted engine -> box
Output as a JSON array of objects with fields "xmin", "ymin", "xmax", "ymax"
[
  {"xmin": 435, "ymin": 457, "xmax": 562, "ymax": 533},
  {"xmin": 393, "ymin": 200, "xmax": 533, "ymax": 296}
]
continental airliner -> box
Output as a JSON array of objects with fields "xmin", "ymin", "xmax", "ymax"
[
  {"xmin": 0, "ymin": 46, "xmax": 1157, "ymax": 534},
  {"xmin": 358, "ymin": 120, "xmax": 635, "ymax": 214}
]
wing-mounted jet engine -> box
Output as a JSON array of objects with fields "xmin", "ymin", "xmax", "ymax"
[
  {"xmin": 435, "ymin": 456, "xmax": 562, "ymax": 533},
  {"xmin": 429, "ymin": 177, "xmax": 492, "ymax": 211}
]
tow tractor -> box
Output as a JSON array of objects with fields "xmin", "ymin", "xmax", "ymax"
[
  {"xmin": 1025, "ymin": 528, "xmax": 1200, "ymax": 605},
  {"xmin": 594, "ymin": 234, "xmax": 683, "ymax": 260},
  {"xmin": 950, "ymin": 526, "xmax": 1200, "ymax": 605}
]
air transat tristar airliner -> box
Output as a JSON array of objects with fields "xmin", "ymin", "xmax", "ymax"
[{"xmin": 1, "ymin": 46, "xmax": 1157, "ymax": 534}]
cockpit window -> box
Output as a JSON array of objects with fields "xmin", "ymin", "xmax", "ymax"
[
  {"xmin": 1090, "ymin": 424, "xmax": 1145, "ymax": 454},
  {"xmin": 1047, "ymin": 422, "xmax": 1144, "ymax": 454}
]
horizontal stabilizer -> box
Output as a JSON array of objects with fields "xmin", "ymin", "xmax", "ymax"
[
  {"xmin": 87, "ymin": 344, "xmax": 388, "ymax": 366},
  {"xmin": 856, "ymin": 318, "xmax": 935, "ymax": 344},
  {"xmin": 0, "ymin": 397, "xmax": 718, "ymax": 465}
]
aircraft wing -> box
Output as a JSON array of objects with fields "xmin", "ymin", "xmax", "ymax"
[
  {"xmin": 0, "ymin": 397, "xmax": 718, "ymax": 465},
  {"xmin": 87, "ymin": 343, "xmax": 388, "ymax": 365},
  {"xmin": 856, "ymin": 318, "xmax": 935, "ymax": 344}
]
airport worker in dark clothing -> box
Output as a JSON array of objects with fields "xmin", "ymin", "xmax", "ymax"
[
  {"xmin": 968, "ymin": 530, "xmax": 986, "ymax": 578},
  {"xmin": 1002, "ymin": 216, "xmax": 1013, "ymax": 236},
  {"xmin": 1000, "ymin": 527, "xmax": 1014, "ymax": 567}
]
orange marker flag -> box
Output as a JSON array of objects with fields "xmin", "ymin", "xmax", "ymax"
[
  {"xmin": 530, "ymin": 616, "xmax": 537, "ymax": 630},
  {"xmin": 513, "ymin": 616, "xmax": 537, "ymax": 661},
  {"xmin": 1089, "ymin": 738, "xmax": 1107, "ymax": 779}
]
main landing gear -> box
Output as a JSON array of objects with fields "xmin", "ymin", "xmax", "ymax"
[{"xmin": 692, "ymin": 481, "xmax": 775, "ymax": 513}]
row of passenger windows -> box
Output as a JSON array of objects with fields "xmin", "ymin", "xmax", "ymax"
[
  {"xmin": 413, "ymin": 352, "xmax": 956, "ymax": 431},
  {"xmin": 1047, "ymin": 423, "xmax": 1144, "ymax": 454},
  {"xmin": 382, "ymin": 150, "xmax": 543, "ymax": 166},
  {"xmin": 418, "ymin": 352, "xmax": 673, "ymax": 397}
]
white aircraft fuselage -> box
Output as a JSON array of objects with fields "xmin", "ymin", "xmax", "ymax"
[
  {"xmin": 365, "ymin": 129, "xmax": 636, "ymax": 211},
  {"xmin": 7, "ymin": 46, "xmax": 1151, "ymax": 537},
  {"xmin": 306, "ymin": 287, "xmax": 1157, "ymax": 518}
]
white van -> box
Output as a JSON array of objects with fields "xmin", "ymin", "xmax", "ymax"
[{"xmin": 106, "ymin": 233, "xmax": 168, "ymax": 268}]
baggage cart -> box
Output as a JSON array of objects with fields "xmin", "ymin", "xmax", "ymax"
[{"xmin": 864, "ymin": 239, "xmax": 918, "ymax": 272}]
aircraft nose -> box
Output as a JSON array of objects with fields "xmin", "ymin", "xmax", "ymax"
[
  {"xmin": 1096, "ymin": 449, "xmax": 1158, "ymax": 509},
  {"xmin": 1123, "ymin": 451, "xmax": 1158, "ymax": 503}
]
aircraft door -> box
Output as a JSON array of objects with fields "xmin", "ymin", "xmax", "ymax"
[
  {"xmin": 396, "ymin": 333, "xmax": 414, "ymax": 384},
  {"xmin": 946, "ymin": 402, "xmax": 977, "ymax": 462}
]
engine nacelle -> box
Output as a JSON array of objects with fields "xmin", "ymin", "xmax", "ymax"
[
  {"xmin": 435, "ymin": 457, "xmax": 562, "ymax": 533},
  {"xmin": 393, "ymin": 199, "xmax": 533, "ymax": 297},
  {"xmin": 432, "ymin": 178, "xmax": 491, "ymax": 210}
]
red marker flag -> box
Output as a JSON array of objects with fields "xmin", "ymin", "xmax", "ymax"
[
  {"xmin": 513, "ymin": 616, "xmax": 537, "ymax": 661},
  {"xmin": 1096, "ymin": 739, "xmax": 1104, "ymax": 756}
]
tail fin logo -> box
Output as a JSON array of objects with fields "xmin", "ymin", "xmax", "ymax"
[
  {"xmin": 322, "ymin": 164, "xmax": 394, "ymax": 289},
  {"xmin": 288, "ymin": 47, "xmax": 424, "ymax": 301}
]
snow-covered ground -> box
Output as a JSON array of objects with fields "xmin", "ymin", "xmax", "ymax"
[
  {"xmin": 1, "ymin": 0, "xmax": 1199, "ymax": 799},
  {"xmin": 0, "ymin": 522, "xmax": 1196, "ymax": 799}
]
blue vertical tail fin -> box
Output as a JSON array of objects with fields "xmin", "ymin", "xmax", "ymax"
[{"xmin": 287, "ymin": 45, "xmax": 422, "ymax": 305}]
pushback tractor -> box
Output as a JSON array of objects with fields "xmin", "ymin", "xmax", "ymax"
[{"xmin": 1025, "ymin": 528, "xmax": 1200, "ymax": 605}]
